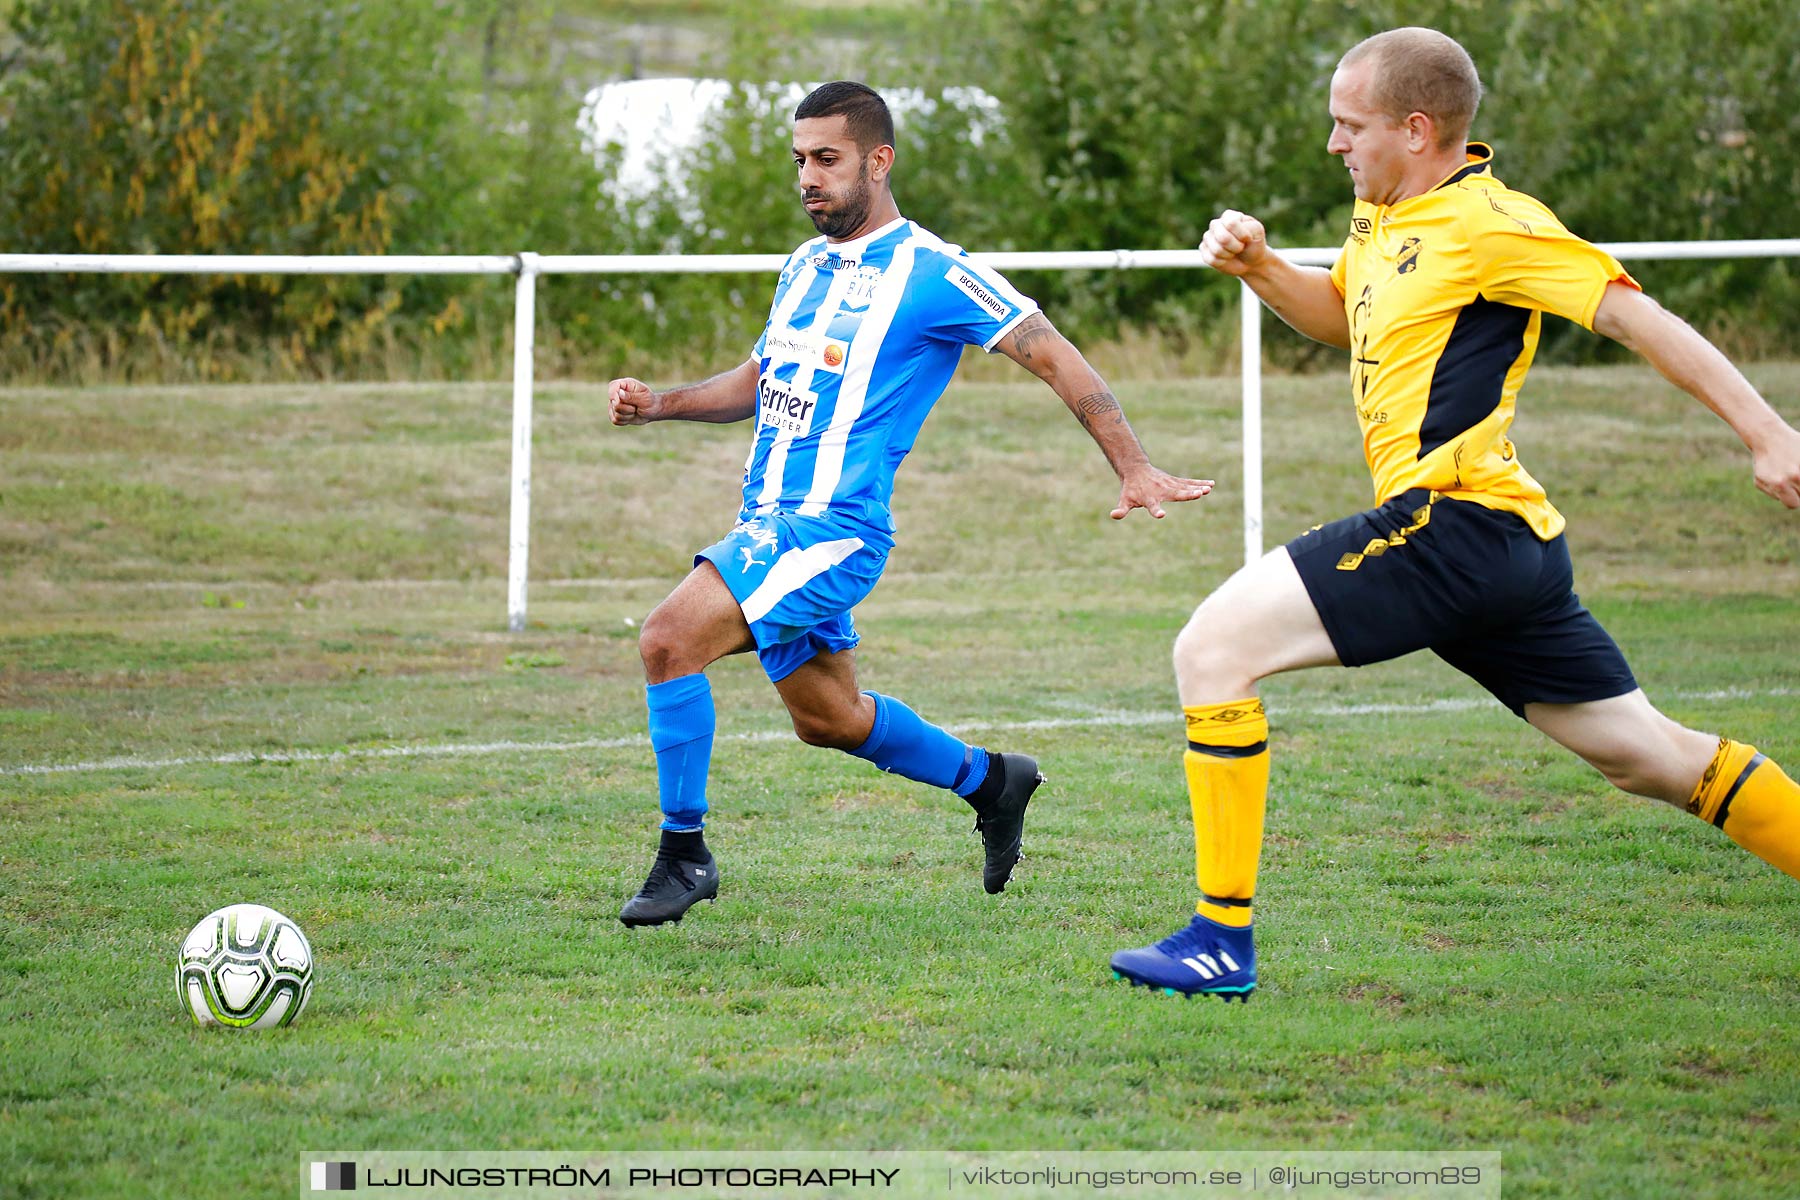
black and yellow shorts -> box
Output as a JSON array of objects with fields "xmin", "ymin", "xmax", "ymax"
[{"xmin": 1286, "ymin": 488, "xmax": 1638, "ymax": 717}]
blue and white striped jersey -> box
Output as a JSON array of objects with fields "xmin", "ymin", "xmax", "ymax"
[{"xmin": 744, "ymin": 217, "xmax": 1038, "ymax": 536}]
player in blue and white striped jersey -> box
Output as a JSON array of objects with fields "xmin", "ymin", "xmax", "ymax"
[{"xmin": 607, "ymin": 81, "xmax": 1212, "ymax": 927}]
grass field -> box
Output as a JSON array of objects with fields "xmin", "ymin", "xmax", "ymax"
[{"xmin": 3, "ymin": 363, "xmax": 1799, "ymax": 1199}]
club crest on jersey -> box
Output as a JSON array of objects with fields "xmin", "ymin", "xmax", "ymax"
[
  {"xmin": 1396, "ymin": 237, "xmax": 1423, "ymax": 275},
  {"xmin": 841, "ymin": 266, "xmax": 884, "ymax": 306}
]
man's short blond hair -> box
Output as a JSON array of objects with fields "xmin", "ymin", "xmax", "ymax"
[{"xmin": 1340, "ymin": 27, "xmax": 1483, "ymax": 150}]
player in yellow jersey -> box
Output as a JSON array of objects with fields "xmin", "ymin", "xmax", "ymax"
[{"xmin": 1110, "ymin": 26, "xmax": 1800, "ymax": 999}]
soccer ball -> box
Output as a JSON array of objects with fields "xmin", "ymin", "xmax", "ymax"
[{"xmin": 177, "ymin": 904, "xmax": 315, "ymax": 1029}]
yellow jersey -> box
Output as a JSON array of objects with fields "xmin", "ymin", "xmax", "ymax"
[{"xmin": 1327, "ymin": 143, "xmax": 1638, "ymax": 539}]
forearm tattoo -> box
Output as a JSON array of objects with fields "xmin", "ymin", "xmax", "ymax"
[{"xmin": 1075, "ymin": 390, "xmax": 1124, "ymax": 430}]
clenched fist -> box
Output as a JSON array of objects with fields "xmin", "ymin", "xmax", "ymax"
[
  {"xmin": 1199, "ymin": 210, "xmax": 1270, "ymax": 277},
  {"xmin": 608, "ymin": 378, "xmax": 659, "ymax": 426}
]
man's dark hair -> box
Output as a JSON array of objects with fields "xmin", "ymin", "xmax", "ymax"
[{"xmin": 794, "ymin": 81, "xmax": 895, "ymax": 155}]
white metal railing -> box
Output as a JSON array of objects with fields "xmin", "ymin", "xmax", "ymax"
[{"xmin": 4, "ymin": 237, "xmax": 1798, "ymax": 629}]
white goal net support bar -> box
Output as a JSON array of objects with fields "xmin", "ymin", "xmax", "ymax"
[{"xmin": 5, "ymin": 238, "xmax": 1798, "ymax": 630}]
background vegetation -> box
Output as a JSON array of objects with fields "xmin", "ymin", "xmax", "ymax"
[{"xmin": 1, "ymin": 0, "xmax": 1797, "ymax": 380}]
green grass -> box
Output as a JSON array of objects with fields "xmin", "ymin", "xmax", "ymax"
[{"xmin": 2, "ymin": 364, "xmax": 1799, "ymax": 1199}]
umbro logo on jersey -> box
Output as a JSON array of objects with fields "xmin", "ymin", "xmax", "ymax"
[{"xmin": 1181, "ymin": 950, "xmax": 1241, "ymax": 980}]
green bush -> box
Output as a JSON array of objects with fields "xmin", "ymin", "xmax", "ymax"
[
  {"xmin": 0, "ymin": 0, "xmax": 1795, "ymax": 380},
  {"xmin": 0, "ymin": 0, "xmax": 450, "ymax": 376},
  {"xmin": 0, "ymin": 0, "xmax": 618, "ymax": 380},
  {"xmin": 950, "ymin": 0, "xmax": 1800, "ymax": 361}
]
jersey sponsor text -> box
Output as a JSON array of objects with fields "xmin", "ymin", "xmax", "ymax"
[
  {"xmin": 758, "ymin": 377, "xmax": 816, "ymax": 435},
  {"xmin": 946, "ymin": 266, "xmax": 1012, "ymax": 321}
]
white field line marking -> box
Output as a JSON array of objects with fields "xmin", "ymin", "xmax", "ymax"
[{"xmin": 4, "ymin": 687, "xmax": 1793, "ymax": 779}]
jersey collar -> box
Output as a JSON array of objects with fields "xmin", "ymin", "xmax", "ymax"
[
  {"xmin": 1433, "ymin": 142, "xmax": 1494, "ymax": 191},
  {"xmin": 1378, "ymin": 143, "xmax": 1494, "ymax": 220},
  {"xmin": 819, "ymin": 215, "xmax": 909, "ymax": 258}
]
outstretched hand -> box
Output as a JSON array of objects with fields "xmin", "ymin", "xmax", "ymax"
[
  {"xmin": 1753, "ymin": 423, "xmax": 1800, "ymax": 509},
  {"xmin": 1112, "ymin": 467, "xmax": 1215, "ymax": 520},
  {"xmin": 608, "ymin": 377, "xmax": 658, "ymax": 426}
]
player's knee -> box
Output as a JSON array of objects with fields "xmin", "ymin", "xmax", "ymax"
[
  {"xmin": 1173, "ymin": 604, "xmax": 1240, "ymax": 680},
  {"xmin": 1172, "ymin": 612, "xmax": 1207, "ymax": 672},
  {"xmin": 636, "ymin": 609, "xmax": 688, "ymax": 679}
]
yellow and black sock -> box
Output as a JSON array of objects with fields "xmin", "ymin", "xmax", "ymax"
[
  {"xmin": 1687, "ymin": 737, "xmax": 1800, "ymax": 881},
  {"xmin": 1183, "ymin": 698, "xmax": 1270, "ymax": 928}
]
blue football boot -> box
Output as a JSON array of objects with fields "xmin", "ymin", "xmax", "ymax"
[{"xmin": 1110, "ymin": 914, "xmax": 1256, "ymax": 1000}]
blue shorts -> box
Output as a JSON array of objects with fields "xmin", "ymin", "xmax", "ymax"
[
  {"xmin": 697, "ymin": 512, "xmax": 890, "ymax": 682},
  {"xmin": 1287, "ymin": 489, "xmax": 1638, "ymax": 718}
]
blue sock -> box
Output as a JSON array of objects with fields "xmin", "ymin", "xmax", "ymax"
[
  {"xmin": 646, "ymin": 674, "xmax": 714, "ymax": 831},
  {"xmin": 848, "ymin": 692, "xmax": 990, "ymax": 797}
]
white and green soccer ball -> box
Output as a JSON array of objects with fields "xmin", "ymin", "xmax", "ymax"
[{"xmin": 177, "ymin": 904, "xmax": 314, "ymax": 1029}]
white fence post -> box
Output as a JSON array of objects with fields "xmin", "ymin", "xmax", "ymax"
[
  {"xmin": 1240, "ymin": 280, "xmax": 1264, "ymax": 568},
  {"xmin": 507, "ymin": 253, "xmax": 540, "ymax": 633}
]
